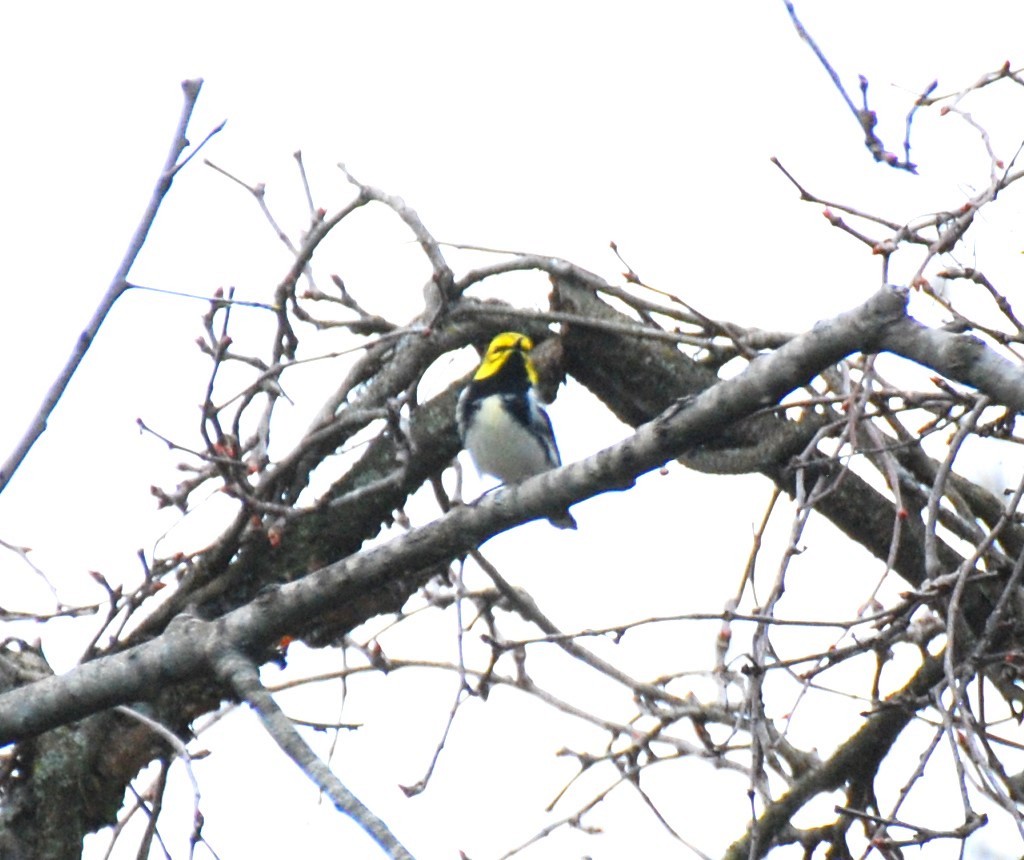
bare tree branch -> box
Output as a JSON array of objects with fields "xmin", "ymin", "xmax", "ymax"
[
  {"xmin": 0, "ymin": 79, "xmax": 221, "ymax": 495},
  {"xmin": 0, "ymin": 285, "xmax": 914, "ymax": 742},
  {"xmin": 212, "ymin": 648, "xmax": 413, "ymax": 859}
]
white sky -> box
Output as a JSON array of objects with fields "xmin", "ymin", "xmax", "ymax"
[{"xmin": 4, "ymin": 2, "xmax": 1024, "ymax": 858}]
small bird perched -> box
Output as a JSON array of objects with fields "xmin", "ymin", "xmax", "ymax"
[{"xmin": 457, "ymin": 332, "xmax": 576, "ymax": 528}]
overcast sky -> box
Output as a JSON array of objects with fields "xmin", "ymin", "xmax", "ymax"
[{"xmin": 4, "ymin": 3, "xmax": 1024, "ymax": 858}]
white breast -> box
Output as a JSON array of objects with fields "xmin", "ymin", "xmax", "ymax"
[{"xmin": 463, "ymin": 395, "xmax": 552, "ymax": 484}]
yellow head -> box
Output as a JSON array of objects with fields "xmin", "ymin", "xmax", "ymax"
[{"xmin": 473, "ymin": 332, "xmax": 539, "ymax": 385}]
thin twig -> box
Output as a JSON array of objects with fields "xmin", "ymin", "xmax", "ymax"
[{"xmin": 0, "ymin": 79, "xmax": 217, "ymax": 495}]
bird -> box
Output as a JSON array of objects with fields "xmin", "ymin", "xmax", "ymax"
[{"xmin": 457, "ymin": 332, "xmax": 576, "ymax": 528}]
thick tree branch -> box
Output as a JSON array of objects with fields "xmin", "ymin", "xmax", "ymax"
[
  {"xmin": 0, "ymin": 285, "xmax": 913, "ymax": 742},
  {"xmin": 7, "ymin": 278, "xmax": 1024, "ymax": 858},
  {"xmin": 555, "ymin": 276, "xmax": 969, "ymax": 590},
  {"xmin": 880, "ymin": 318, "xmax": 1024, "ymax": 410}
]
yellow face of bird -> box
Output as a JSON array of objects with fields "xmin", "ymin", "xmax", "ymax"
[{"xmin": 473, "ymin": 332, "xmax": 539, "ymax": 385}]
